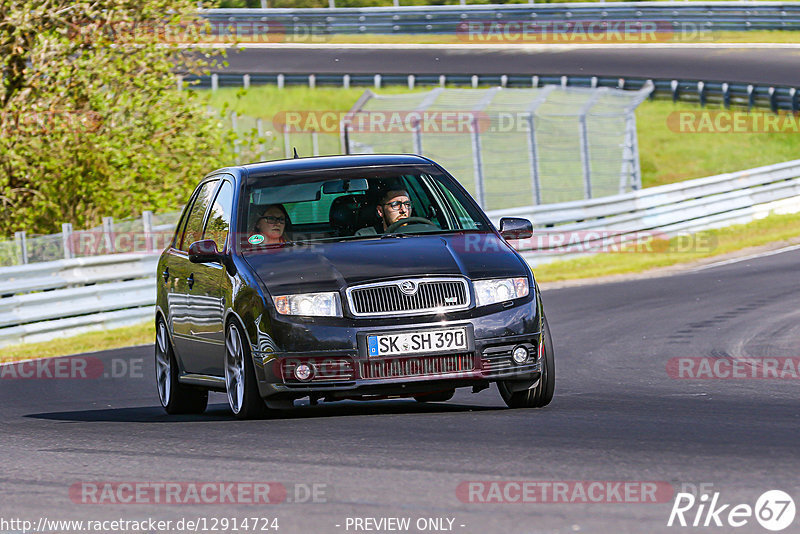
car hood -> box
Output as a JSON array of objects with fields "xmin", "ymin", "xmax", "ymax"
[{"xmin": 244, "ymin": 232, "xmax": 528, "ymax": 296}]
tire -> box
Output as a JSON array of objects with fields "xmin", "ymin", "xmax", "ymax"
[
  {"xmin": 225, "ymin": 321, "xmax": 269, "ymax": 420},
  {"xmin": 413, "ymin": 389, "xmax": 455, "ymax": 403},
  {"xmin": 155, "ymin": 317, "xmax": 208, "ymax": 414},
  {"xmin": 498, "ymin": 315, "xmax": 555, "ymax": 409}
]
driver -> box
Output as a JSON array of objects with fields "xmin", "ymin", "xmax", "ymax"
[{"xmin": 355, "ymin": 189, "xmax": 413, "ymax": 235}]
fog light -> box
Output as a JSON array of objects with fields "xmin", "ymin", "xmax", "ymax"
[
  {"xmin": 512, "ymin": 346, "xmax": 529, "ymax": 364},
  {"xmin": 294, "ymin": 363, "xmax": 314, "ymax": 381}
]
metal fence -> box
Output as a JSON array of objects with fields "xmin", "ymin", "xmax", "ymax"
[
  {"xmin": 190, "ymin": 73, "xmax": 800, "ymax": 113},
  {"xmin": 0, "ymin": 211, "xmax": 180, "ymax": 268},
  {"xmin": 204, "ymin": 3, "xmax": 800, "ymax": 33},
  {"xmin": 343, "ymin": 84, "xmax": 652, "ymax": 208},
  {"xmin": 2, "ymin": 158, "xmax": 799, "ymax": 346}
]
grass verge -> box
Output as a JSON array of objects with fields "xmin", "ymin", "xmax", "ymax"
[
  {"xmin": 532, "ymin": 211, "xmax": 800, "ymax": 282},
  {"xmin": 204, "ymin": 85, "xmax": 425, "ymax": 119},
  {"xmin": 0, "ymin": 322, "xmax": 154, "ymax": 363},
  {"xmin": 637, "ymin": 101, "xmax": 800, "ymax": 188}
]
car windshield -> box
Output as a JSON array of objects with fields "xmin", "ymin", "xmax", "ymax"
[{"xmin": 240, "ymin": 165, "xmax": 490, "ymax": 249}]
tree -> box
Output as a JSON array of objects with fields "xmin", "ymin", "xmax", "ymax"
[{"xmin": 0, "ymin": 0, "xmax": 239, "ymax": 234}]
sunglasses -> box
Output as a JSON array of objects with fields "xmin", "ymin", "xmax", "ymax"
[{"xmin": 259, "ymin": 215, "xmax": 286, "ymax": 225}]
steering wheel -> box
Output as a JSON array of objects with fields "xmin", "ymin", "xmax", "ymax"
[{"xmin": 385, "ymin": 216, "xmax": 437, "ymax": 234}]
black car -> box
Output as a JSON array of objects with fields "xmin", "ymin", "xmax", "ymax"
[{"xmin": 155, "ymin": 154, "xmax": 554, "ymax": 418}]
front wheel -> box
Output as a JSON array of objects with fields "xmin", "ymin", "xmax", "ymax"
[
  {"xmin": 225, "ymin": 321, "xmax": 269, "ymax": 419},
  {"xmin": 155, "ymin": 317, "xmax": 208, "ymax": 414},
  {"xmin": 498, "ymin": 315, "xmax": 555, "ymax": 409}
]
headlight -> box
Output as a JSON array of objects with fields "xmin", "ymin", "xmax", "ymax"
[
  {"xmin": 273, "ymin": 292, "xmax": 342, "ymax": 317},
  {"xmin": 474, "ymin": 278, "xmax": 529, "ymax": 307}
]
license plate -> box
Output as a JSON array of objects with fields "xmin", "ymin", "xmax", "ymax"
[{"xmin": 367, "ymin": 327, "xmax": 468, "ymax": 357}]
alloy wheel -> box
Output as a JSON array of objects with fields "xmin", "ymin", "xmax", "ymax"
[
  {"xmin": 155, "ymin": 320, "xmax": 171, "ymax": 407},
  {"xmin": 225, "ymin": 324, "xmax": 246, "ymax": 414}
]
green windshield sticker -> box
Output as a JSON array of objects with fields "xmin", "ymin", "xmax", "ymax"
[{"xmin": 248, "ymin": 234, "xmax": 265, "ymax": 245}]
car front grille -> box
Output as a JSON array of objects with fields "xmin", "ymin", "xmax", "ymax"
[
  {"xmin": 360, "ymin": 353, "xmax": 475, "ymax": 380},
  {"xmin": 347, "ymin": 278, "xmax": 470, "ymax": 317}
]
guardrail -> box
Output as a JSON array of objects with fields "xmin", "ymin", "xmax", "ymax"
[
  {"xmin": 1, "ymin": 158, "xmax": 799, "ymax": 346},
  {"xmin": 0, "ymin": 254, "xmax": 158, "ymax": 347},
  {"xmin": 190, "ymin": 73, "xmax": 800, "ymax": 112},
  {"xmin": 489, "ymin": 159, "xmax": 800, "ymax": 264},
  {"xmin": 204, "ymin": 3, "xmax": 800, "ymax": 33},
  {"xmin": 0, "ymin": 254, "xmax": 158, "ymax": 346}
]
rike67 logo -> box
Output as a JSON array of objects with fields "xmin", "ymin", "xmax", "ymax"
[{"xmin": 668, "ymin": 490, "xmax": 796, "ymax": 531}]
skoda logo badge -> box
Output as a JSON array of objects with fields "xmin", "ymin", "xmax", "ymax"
[{"xmin": 399, "ymin": 280, "xmax": 418, "ymax": 295}]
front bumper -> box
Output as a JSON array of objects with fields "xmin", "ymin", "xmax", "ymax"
[
  {"xmin": 254, "ymin": 332, "xmax": 542, "ymax": 400},
  {"xmin": 250, "ymin": 292, "xmax": 543, "ymax": 399}
]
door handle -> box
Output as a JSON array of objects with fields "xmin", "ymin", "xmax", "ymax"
[
  {"xmin": 162, "ymin": 267, "xmax": 169, "ymax": 283},
  {"xmin": 187, "ymin": 273, "xmax": 194, "ymax": 290}
]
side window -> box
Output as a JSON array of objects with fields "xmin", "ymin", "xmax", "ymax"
[
  {"xmin": 179, "ymin": 180, "xmax": 218, "ymax": 251},
  {"xmin": 402, "ymin": 175, "xmax": 442, "ymax": 228},
  {"xmin": 435, "ymin": 177, "xmax": 485, "ymax": 230},
  {"xmin": 171, "ymin": 203, "xmax": 193, "ymax": 249},
  {"xmin": 203, "ymin": 181, "xmax": 234, "ymax": 251}
]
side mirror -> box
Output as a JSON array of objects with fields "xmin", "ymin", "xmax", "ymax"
[
  {"xmin": 188, "ymin": 239, "xmax": 222, "ymax": 263},
  {"xmin": 499, "ymin": 217, "xmax": 533, "ymax": 240}
]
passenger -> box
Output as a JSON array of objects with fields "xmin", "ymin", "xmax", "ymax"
[
  {"xmin": 355, "ymin": 189, "xmax": 413, "ymax": 235},
  {"xmin": 253, "ymin": 204, "xmax": 290, "ymax": 244}
]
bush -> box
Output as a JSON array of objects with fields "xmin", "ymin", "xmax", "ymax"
[{"xmin": 0, "ymin": 0, "xmax": 241, "ymax": 235}]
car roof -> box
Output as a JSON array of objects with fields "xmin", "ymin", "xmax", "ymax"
[{"xmin": 215, "ymin": 154, "xmax": 436, "ymax": 178}]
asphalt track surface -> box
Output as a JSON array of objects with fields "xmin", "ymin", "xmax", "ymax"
[
  {"xmin": 2, "ymin": 248, "xmax": 800, "ymax": 533},
  {"xmin": 216, "ymin": 45, "xmax": 800, "ymax": 86}
]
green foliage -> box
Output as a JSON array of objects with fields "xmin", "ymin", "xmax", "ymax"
[
  {"xmin": 0, "ymin": 0, "xmax": 244, "ymax": 235},
  {"xmin": 0, "ymin": 321, "xmax": 154, "ymax": 362}
]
